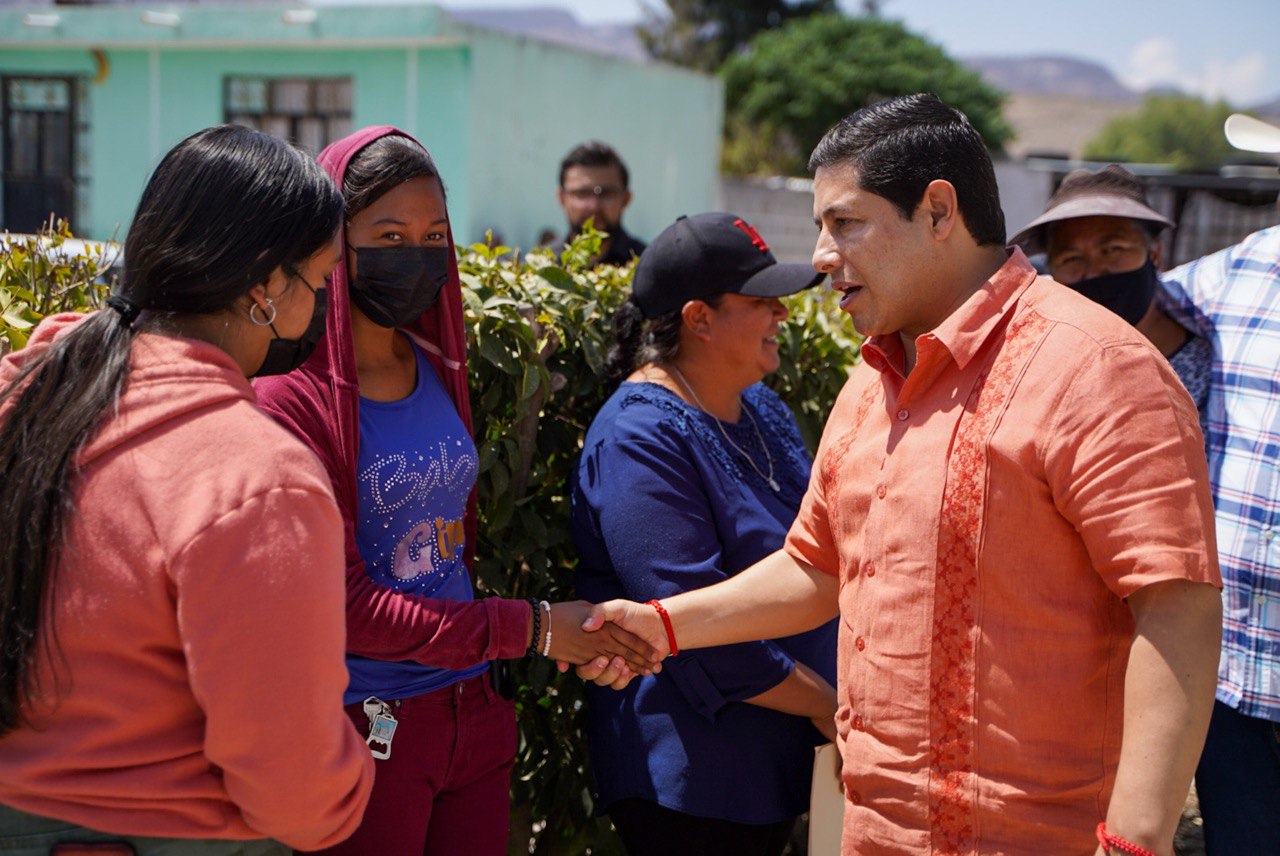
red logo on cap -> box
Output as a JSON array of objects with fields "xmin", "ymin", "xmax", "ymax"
[{"xmin": 733, "ymin": 218, "xmax": 770, "ymax": 253}]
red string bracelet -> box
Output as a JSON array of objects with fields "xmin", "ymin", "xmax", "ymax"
[
  {"xmin": 1096, "ymin": 823, "xmax": 1158, "ymax": 856},
  {"xmin": 645, "ymin": 600, "xmax": 679, "ymax": 657}
]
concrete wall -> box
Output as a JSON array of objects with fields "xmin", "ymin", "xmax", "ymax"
[{"xmin": 718, "ymin": 177, "xmax": 818, "ymax": 265}]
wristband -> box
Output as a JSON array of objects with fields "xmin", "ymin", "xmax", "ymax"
[
  {"xmin": 540, "ymin": 600, "xmax": 552, "ymax": 657},
  {"xmin": 1095, "ymin": 823, "xmax": 1158, "ymax": 856},
  {"xmin": 527, "ymin": 598, "xmax": 541, "ymax": 657},
  {"xmin": 646, "ymin": 599, "xmax": 679, "ymax": 657}
]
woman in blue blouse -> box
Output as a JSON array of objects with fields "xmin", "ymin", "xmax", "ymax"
[{"xmin": 571, "ymin": 213, "xmax": 839, "ymax": 855}]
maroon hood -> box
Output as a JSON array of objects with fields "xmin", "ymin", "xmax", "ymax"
[{"xmin": 254, "ymin": 126, "xmax": 478, "ymax": 570}]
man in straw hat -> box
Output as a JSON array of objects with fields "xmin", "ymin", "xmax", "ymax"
[
  {"xmin": 575, "ymin": 93, "xmax": 1223, "ymax": 856},
  {"xmin": 1156, "ymin": 112, "xmax": 1280, "ymax": 854},
  {"xmin": 1011, "ymin": 165, "xmax": 1211, "ymax": 434}
]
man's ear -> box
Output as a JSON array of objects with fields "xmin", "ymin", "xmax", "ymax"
[
  {"xmin": 920, "ymin": 179, "xmax": 959, "ymax": 241},
  {"xmin": 621, "ymin": 189, "xmax": 633, "ymax": 211},
  {"xmin": 681, "ymin": 299, "xmax": 712, "ymax": 340}
]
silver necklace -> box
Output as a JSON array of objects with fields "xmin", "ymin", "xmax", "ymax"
[{"xmin": 666, "ymin": 364, "xmax": 780, "ymax": 492}]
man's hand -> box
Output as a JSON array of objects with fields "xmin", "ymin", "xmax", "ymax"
[
  {"xmin": 559, "ymin": 599, "xmax": 670, "ymax": 687},
  {"xmin": 544, "ymin": 601, "xmax": 664, "ymax": 673}
]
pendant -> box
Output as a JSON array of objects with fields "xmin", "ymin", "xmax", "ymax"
[{"xmin": 768, "ymin": 478, "xmax": 780, "ymax": 492}]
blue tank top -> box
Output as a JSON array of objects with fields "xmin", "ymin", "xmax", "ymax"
[{"xmin": 345, "ymin": 341, "xmax": 485, "ymax": 704}]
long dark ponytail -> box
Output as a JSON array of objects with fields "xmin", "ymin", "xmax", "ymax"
[{"xmin": 0, "ymin": 124, "xmax": 342, "ymax": 735}]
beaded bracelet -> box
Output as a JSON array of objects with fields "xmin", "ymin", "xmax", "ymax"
[
  {"xmin": 1095, "ymin": 823, "xmax": 1158, "ymax": 856},
  {"xmin": 527, "ymin": 598, "xmax": 542, "ymax": 657},
  {"xmin": 540, "ymin": 600, "xmax": 552, "ymax": 657}
]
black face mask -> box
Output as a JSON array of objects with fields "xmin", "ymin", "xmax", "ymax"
[
  {"xmin": 252, "ymin": 276, "xmax": 327, "ymax": 378},
  {"xmin": 1067, "ymin": 257, "xmax": 1159, "ymax": 326},
  {"xmin": 348, "ymin": 245, "xmax": 451, "ymax": 328}
]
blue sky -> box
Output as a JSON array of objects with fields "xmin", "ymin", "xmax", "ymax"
[{"xmin": 440, "ymin": 0, "xmax": 1280, "ymax": 105}]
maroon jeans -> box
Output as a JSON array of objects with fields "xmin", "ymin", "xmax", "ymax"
[{"xmin": 312, "ymin": 673, "xmax": 517, "ymax": 856}]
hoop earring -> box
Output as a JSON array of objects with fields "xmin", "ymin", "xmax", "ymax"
[{"xmin": 248, "ymin": 298, "xmax": 277, "ymax": 327}]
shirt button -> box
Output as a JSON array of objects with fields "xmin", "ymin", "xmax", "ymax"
[
  {"xmin": 875, "ymin": 483, "xmax": 886, "ymax": 499},
  {"xmin": 865, "ymin": 562, "xmax": 877, "ymax": 578},
  {"xmin": 897, "ymin": 409, "xmax": 909, "ymax": 421},
  {"xmin": 855, "ymin": 636, "xmax": 866, "ymax": 652}
]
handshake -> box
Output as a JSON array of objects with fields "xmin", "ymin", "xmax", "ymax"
[{"xmin": 534, "ymin": 600, "xmax": 673, "ymax": 690}]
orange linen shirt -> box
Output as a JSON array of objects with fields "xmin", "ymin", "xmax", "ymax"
[{"xmin": 785, "ymin": 250, "xmax": 1220, "ymax": 855}]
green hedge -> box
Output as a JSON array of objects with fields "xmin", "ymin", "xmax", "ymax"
[
  {"xmin": 458, "ymin": 229, "xmax": 859, "ymax": 853},
  {"xmin": 1, "ymin": 226, "xmax": 862, "ymax": 854},
  {"xmin": 0, "ymin": 221, "xmax": 113, "ymax": 354}
]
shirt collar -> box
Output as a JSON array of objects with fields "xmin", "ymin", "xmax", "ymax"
[{"xmin": 861, "ymin": 247, "xmax": 1038, "ymax": 376}]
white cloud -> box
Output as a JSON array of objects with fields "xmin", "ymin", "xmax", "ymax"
[
  {"xmin": 1200, "ymin": 54, "xmax": 1266, "ymax": 103},
  {"xmin": 1125, "ymin": 36, "xmax": 1182, "ymax": 90},
  {"xmin": 1122, "ymin": 36, "xmax": 1267, "ymax": 104}
]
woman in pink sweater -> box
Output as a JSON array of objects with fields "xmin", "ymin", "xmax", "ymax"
[{"xmin": 0, "ymin": 125, "xmax": 373, "ymax": 854}]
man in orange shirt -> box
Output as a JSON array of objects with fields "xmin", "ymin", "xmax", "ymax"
[{"xmin": 579, "ymin": 94, "xmax": 1223, "ymax": 855}]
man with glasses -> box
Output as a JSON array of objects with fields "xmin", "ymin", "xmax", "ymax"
[{"xmin": 556, "ymin": 141, "xmax": 646, "ymax": 266}]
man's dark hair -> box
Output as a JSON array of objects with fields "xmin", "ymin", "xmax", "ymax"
[
  {"xmin": 559, "ymin": 141, "xmax": 630, "ymax": 189},
  {"xmin": 808, "ymin": 93, "xmax": 1006, "ymax": 247}
]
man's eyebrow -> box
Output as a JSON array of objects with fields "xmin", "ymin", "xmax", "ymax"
[{"xmin": 814, "ymin": 205, "xmax": 851, "ymax": 227}]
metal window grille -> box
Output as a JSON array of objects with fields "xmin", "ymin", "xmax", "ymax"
[{"xmin": 224, "ymin": 76, "xmax": 353, "ymax": 154}]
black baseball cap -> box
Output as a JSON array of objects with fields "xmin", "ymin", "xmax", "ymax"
[{"xmin": 631, "ymin": 212, "xmax": 825, "ymax": 319}]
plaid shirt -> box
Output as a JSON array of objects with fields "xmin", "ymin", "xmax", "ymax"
[{"xmin": 1159, "ymin": 225, "xmax": 1280, "ymax": 722}]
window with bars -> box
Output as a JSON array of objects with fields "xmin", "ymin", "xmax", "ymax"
[
  {"xmin": 224, "ymin": 76, "xmax": 353, "ymax": 154},
  {"xmin": 2, "ymin": 75, "xmax": 89, "ymax": 234}
]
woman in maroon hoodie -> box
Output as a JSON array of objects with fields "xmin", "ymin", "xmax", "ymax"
[{"xmin": 254, "ymin": 127, "xmax": 657, "ymax": 855}]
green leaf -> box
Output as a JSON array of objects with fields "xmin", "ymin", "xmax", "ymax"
[
  {"xmin": 519, "ymin": 365, "xmax": 540, "ymax": 401},
  {"xmin": 1, "ymin": 312, "xmax": 34, "ymax": 330},
  {"xmin": 534, "ymin": 266, "xmax": 576, "ymax": 291}
]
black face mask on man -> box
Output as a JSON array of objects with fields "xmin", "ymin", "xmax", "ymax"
[
  {"xmin": 251, "ymin": 274, "xmax": 328, "ymax": 378},
  {"xmin": 1067, "ymin": 258, "xmax": 1159, "ymax": 326},
  {"xmin": 348, "ymin": 245, "xmax": 451, "ymax": 328}
]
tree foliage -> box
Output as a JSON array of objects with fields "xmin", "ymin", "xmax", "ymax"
[
  {"xmin": 721, "ymin": 14, "xmax": 1012, "ymax": 176},
  {"xmin": 640, "ymin": 0, "xmax": 837, "ymax": 73},
  {"xmin": 1083, "ymin": 94, "xmax": 1238, "ymax": 171}
]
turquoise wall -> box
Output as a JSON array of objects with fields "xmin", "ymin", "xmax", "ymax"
[
  {"xmin": 0, "ymin": 4, "xmax": 721, "ymax": 249},
  {"xmin": 0, "ymin": 44, "xmax": 470, "ymax": 240},
  {"xmin": 461, "ymin": 28, "xmax": 722, "ymax": 248}
]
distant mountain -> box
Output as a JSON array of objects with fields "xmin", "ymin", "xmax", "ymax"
[
  {"xmin": 444, "ymin": 6, "xmax": 649, "ymax": 62},
  {"xmin": 963, "ymin": 56, "xmax": 1138, "ymax": 102},
  {"xmin": 1252, "ymin": 95, "xmax": 1280, "ymax": 118}
]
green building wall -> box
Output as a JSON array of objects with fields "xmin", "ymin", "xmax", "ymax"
[{"xmin": 0, "ymin": 4, "xmax": 721, "ymax": 249}]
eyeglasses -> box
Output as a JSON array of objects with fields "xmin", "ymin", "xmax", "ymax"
[{"xmin": 562, "ymin": 185, "xmax": 626, "ymax": 202}]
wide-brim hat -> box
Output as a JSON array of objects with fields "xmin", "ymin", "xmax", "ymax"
[
  {"xmin": 1224, "ymin": 113, "xmax": 1280, "ymax": 154},
  {"xmin": 631, "ymin": 212, "xmax": 824, "ymax": 319},
  {"xmin": 1010, "ymin": 164, "xmax": 1173, "ymax": 255}
]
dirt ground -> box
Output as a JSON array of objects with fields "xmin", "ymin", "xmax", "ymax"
[{"xmin": 1175, "ymin": 785, "xmax": 1206, "ymax": 856}]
